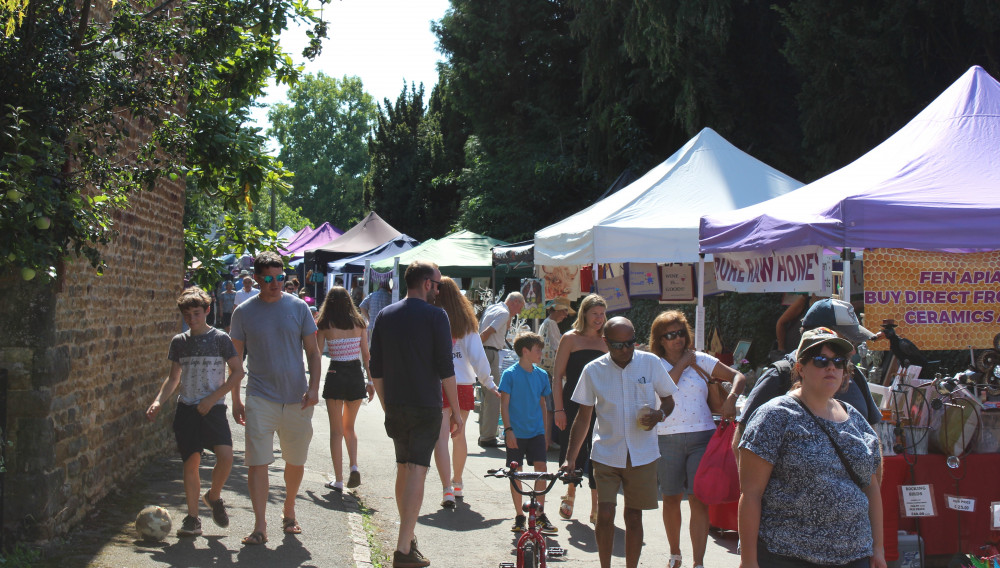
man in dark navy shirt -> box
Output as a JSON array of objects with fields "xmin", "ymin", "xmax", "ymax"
[{"xmin": 370, "ymin": 260, "xmax": 460, "ymax": 568}]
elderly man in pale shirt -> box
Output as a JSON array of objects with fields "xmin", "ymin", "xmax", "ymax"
[
  {"xmin": 562, "ymin": 316, "xmax": 677, "ymax": 568},
  {"xmin": 477, "ymin": 291, "xmax": 524, "ymax": 447}
]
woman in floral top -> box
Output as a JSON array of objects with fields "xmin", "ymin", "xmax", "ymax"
[{"xmin": 739, "ymin": 328, "xmax": 884, "ymax": 568}]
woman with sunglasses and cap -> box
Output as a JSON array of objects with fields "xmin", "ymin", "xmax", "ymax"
[
  {"xmin": 650, "ymin": 310, "xmax": 743, "ymax": 568},
  {"xmin": 738, "ymin": 328, "xmax": 884, "ymax": 568}
]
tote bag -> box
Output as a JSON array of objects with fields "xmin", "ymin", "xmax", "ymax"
[{"xmin": 693, "ymin": 421, "xmax": 741, "ymax": 505}]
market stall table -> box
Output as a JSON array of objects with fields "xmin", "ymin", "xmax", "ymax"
[{"xmin": 884, "ymin": 453, "xmax": 1000, "ymax": 556}]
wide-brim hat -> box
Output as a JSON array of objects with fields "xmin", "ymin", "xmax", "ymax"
[
  {"xmin": 801, "ymin": 298, "xmax": 876, "ymax": 345},
  {"xmin": 545, "ymin": 297, "xmax": 576, "ymax": 315},
  {"xmin": 797, "ymin": 327, "xmax": 855, "ymax": 356}
]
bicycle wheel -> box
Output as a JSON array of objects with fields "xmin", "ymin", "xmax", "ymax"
[{"xmin": 521, "ymin": 541, "xmax": 538, "ymax": 568}]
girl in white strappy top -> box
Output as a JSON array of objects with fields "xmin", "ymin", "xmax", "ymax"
[{"xmin": 315, "ymin": 286, "xmax": 374, "ymax": 492}]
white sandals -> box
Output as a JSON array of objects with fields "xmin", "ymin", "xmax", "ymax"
[{"xmin": 668, "ymin": 554, "xmax": 682, "ymax": 568}]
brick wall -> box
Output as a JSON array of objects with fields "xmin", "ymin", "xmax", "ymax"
[{"xmin": 0, "ymin": 120, "xmax": 185, "ymax": 540}]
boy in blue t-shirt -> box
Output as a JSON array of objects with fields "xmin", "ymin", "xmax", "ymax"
[
  {"xmin": 499, "ymin": 332, "xmax": 556, "ymax": 535},
  {"xmin": 146, "ymin": 287, "xmax": 245, "ymax": 537}
]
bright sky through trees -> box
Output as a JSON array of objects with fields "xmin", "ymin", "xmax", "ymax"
[{"xmin": 251, "ymin": 0, "xmax": 450, "ymax": 137}]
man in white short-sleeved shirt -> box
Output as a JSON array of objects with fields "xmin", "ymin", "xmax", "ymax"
[{"xmin": 562, "ymin": 317, "xmax": 677, "ymax": 568}]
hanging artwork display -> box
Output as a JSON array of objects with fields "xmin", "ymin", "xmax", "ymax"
[
  {"xmin": 520, "ymin": 278, "xmax": 546, "ymax": 319},
  {"xmin": 627, "ymin": 263, "xmax": 661, "ymax": 298},
  {"xmin": 660, "ymin": 264, "xmax": 696, "ymax": 302},
  {"xmin": 597, "ymin": 274, "xmax": 631, "ymax": 313}
]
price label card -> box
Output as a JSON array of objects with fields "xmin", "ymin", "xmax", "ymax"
[
  {"xmin": 992, "ymin": 502, "xmax": 1000, "ymax": 530},
  {"xmin": 899, "ymin": 484, "xmax": 937, "ymax": 517},
  {"xmin": 945, "ymin": 495, "xmax": 976, "ymax": 512}
]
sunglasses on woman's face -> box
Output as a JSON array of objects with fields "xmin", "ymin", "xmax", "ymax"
[
  {"xmin": 261, "ymin": 274, "xmax": 286, "ymax": 284},
  {"xmin": 661, "ymin": 330, "xmax": 685, "ymax": 341},
  {"xmin": 808, "ymin": 355, "xmax": 848, "ymax": 369}
]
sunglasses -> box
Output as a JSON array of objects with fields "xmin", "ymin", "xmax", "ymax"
[
  {"xmin": 607, "ymin": 338, "xmax": 637, "ymax": 350},
  {"xmin": 427, "ymin": 278, "xmax": 441, "ymax": 287},
  {"xmin": 261, "ymin": 274, "xmax": 286, "ymax": 284},
  {"xmin": 808, "ymin": 355, "xmax": 848, "ymax": 369},
  {"xmin": 661, "ymin": 330, "xmax": 686, "ymax": 341}
]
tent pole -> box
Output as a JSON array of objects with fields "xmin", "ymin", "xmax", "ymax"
[
  {"xmin": 364, "ymin": 260, "xmax": 371, "ymax": 295},
  {"xmin": 392, "ymin": 256, "xmax": 400, "ymax": 303},
  {"xmin": 696, "ymin": 255, "xmax": 706, "ymax": 351},
  {"xmin": 842, "ymin": 248, "xmax": 853, "ymax": 300}
]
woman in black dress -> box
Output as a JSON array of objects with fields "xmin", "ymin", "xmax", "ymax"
[{"xmin": 551, "ymin": 293, "xmax": 607, "ymax": 523}]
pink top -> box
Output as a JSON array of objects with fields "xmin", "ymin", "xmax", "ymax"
[{"xmin": 326, "ymin": 337, "xmax": 362, "ymax": 361}]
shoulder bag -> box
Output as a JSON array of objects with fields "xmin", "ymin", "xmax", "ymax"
[
  {"xmin": 791, "ymin": 397, "xmax": 865, "ymax": 488},
  {"xmin": 689, "ymin": 359, "xmax": 727, "ymax": 415}
]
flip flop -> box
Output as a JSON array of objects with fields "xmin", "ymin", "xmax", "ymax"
[
  {"xmin": 241, "ymin": 531, "xmax": 267, "ymax": 546},
  {"xmin": 559, "ymin": 494, "xmax": 574, "ymax": 519},
  {"xmin": 282, "ymin": 517, "xmax": 302, "ymax": 534},
  {"xmin": 324, "ymin": 480, "xmax": 343, "ymax": 493}
]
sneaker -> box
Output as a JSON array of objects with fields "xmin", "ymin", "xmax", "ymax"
[
  {"xmin": 536, "ymin": 513, "xmax": 558, "ymax": 535},
  {"xmin": 202, "ymin": 492, "xmax": 230, "ymax": 528},
  {"xmin": 392, "ymin": 547, "xmax": 431, "ymax": 568},
  {"xmin": 452, "ymin": 482, "xmax": 463, "ymax": 499},
  {"xmin": 511, "ymin": 515, "xmax": 526, "ymax": 533},
  {"xmin": 441, "ymin": 488, "xmax": 456, "ymax": 508},
  {"xmin": 177, "ymin": 515, "xmax": 202, "ymax": 537}
]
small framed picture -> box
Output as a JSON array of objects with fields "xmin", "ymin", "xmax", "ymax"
[
  {"xmin": 869, "ymin": 384, "xmax": 889, "ymax": 409},
  {"xmin": 733, "ymin": 340, "xmax": 752, "ymax": 364}
]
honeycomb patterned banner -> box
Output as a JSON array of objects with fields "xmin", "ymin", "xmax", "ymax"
[{"xmin": 864, "ymin": 248, "xmax": 1000, "ymax": 350}]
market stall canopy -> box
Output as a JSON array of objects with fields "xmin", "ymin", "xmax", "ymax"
[
  {"xmin": 371, "ymin": 230, "xmax": 509, "ymax": 278},
  {"xmin": 534, "ymin": 127, "xmax": 803, "ymax": 266},
  {"xmin": 280, "ymin": 222, "xmax": 342, "ymax": 256},
  {"xmin": 700, "ymin": 65, "xmax": 1000, "ymax": 255},
  {"xmin": 327, "ymin": 234, "xmax": 420, "ymax": 274},
  {"xmin": 307, "ymin": 211, "xmax": 402, "ymax": 266},
  {"xmin": 278, "ymin": 225, "xmax": 315, "ymax": 255},
  {"xmin": 492, "ymin": 240, "xmax": 534, "ymax": 279},
  {"xmin": 276, "ymin": 225, "xmax": 297, "ymax": 244}
]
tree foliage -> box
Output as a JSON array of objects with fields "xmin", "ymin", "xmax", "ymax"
[
  {"xmin": 0, "ymin": 0, "xmax": 328, "ymax": 283},
  {"xmin": 268, "ymin": 73, "xmax": 376, "ymax": 232}
]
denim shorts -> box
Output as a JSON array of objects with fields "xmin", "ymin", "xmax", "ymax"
[
  {"xmin": 656, "ymin": 429, "xmax": 714, "ymax": 496},
  {"xmin": 756, "ymin": 539, "xmax": 870, "ymax": 568}
]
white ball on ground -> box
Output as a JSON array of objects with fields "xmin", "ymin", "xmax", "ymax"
[{"xmin": 135, "ymin": 505, "xmax": 172, "ymax": 541}]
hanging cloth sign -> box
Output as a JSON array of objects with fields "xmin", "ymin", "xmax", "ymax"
[
  {"xmin": 660, "ymin": 264, "xmax": 695, "ymax": 302},
  {"xmin": 596, "ymin": 267, "xmax": 631, "ymax": 313},
  {"xmin": 627, "ymin": 263, "xmax": 661, "ymax": 299},
  {"xmin": 714, "ymin": 246, "xmax": 826, "ymax": 293}
]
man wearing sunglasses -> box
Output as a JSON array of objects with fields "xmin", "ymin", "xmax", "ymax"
[
  {"xmin": 561, "ymin": 317, "xmax": 678, "ymax": 568},
  {"xmin": 738, "ymin": 298, "xmax": 881, "ymax": 444},
  {"xmin": 229, "ymin": 251, "xmax": 322, "ymax": 545}
]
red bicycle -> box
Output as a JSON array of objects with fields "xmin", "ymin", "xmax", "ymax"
[{"xmin": 485, "ymin": 463, "xmax": 582, "ymax": 568}]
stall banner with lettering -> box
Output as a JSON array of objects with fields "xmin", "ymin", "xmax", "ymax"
[
  {"xmin": 627, "ymin": 263, "xmax": 661, "ymax": 298},
  {"xmin": 597, "ymin": 274, "xmax": 631, "ymax": 313},
  {"xmin": 660, "ymin": 264, "xmax": 695, "ymax": 302},
  {"xmin": 714, "ymin": 246, "xmax": 826, "ymax": 293},
  {"xmin": 864, "ymin": 249, "xmax": 1000, "ymax": 350}
]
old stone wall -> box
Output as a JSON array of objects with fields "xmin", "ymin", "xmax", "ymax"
[{"xmin": 0, "ymin": 118, "xmax": 185, "ymax": 540}]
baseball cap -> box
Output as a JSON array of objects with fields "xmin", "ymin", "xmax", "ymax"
[
  {"xmin": 544, "ymin": 297, "xmax": 576, "ymax": 315},
  {"xmin": 801, "ymin": 298, "xmax": 875, "ymax": 345},
  {"xmin": 797, "ymin": 327, "xmax": 854, "ymax": 356}
]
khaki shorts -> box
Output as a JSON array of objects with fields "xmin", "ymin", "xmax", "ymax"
[
  {"xmin": 245, "ymin": 395, "xmax": 314, "ymax": 467},
  {"xmin": 592, "ymin": 454, "xmax": 659, "ymax": 510}
]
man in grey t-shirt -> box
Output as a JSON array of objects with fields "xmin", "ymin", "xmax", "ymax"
[{"xmin": 230, "ymin": 251, "xmax": 321, "ymax": 545}]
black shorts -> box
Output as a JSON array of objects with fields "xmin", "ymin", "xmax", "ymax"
[
  {"xmin": 506, "ymin": 434, "xmax": 547, "ymax": 468},
  {"xmin": 173, "ymin": 403, "xmax": 233, "ymax": 461},
  {"xmin": 384, "ymin": 404, "xmax": 442, "ymax": 467},
  {"xmin": 322, "ymin": 359, "xmax": 367, "ymax": 401}
]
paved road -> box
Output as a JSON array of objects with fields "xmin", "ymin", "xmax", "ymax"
[
  {"xmin": 37, "ymin": 352, "xmax": 740, "ymax": 567},
  {"xmin": 353, "ymin": 395, "xmax": 739, "ymax": 568}
]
